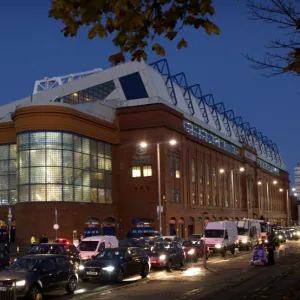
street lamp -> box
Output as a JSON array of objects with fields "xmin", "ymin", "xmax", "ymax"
[
  {"xmin": 239, "ymin": 167, "xmax": 245, "ymax": 172},
  {"xmin": 139, "ymin": 139, "xmax": 177, "ymax": 236},
  {"xmin": 279, "ymin": 188, "xmax": 283, "ymax": 192},
  {"xmin": 258, "ymin": 181, "xmax": 262, "ymax": 185},
  {"xmin": 219, "ymin": 168, "xmax": 225, "ymax": 174},
  {"xmin": 292, "ymin": 188, "xmax": 296, "ymax": 192},
  {"xmin": 273, "ymin": 180, "xmax": 278, "ymax": 185}
]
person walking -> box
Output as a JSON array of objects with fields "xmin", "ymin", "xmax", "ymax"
[
  {"xmin": 267, "ymin": 232, "xmax": 276, "ymax": 265},
  {"xmin": 30, "ymin": 235, "xmax": 36, "ymax": 248}
]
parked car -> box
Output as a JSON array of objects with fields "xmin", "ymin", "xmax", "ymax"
[
  {"xmin": 0, "ymin": 254, "xmax": 78, "ymax": 300},
  {"xmin": 182, "ymin": 240, "xmax": 208, "ymax": 262},
  {"xmin": 79, "ymin": 247, "xmax": 150, "ymax": 282},
  {"xmin": 274, "ymin": 230, "xmax": 287, "ymax": 243},
  {"xmin": 0, "ymin": 250, "xmax": 12, "ymax": 269},
  {"xmin": 146, "ymin": 241, "xmax": 185, "ymax": 271},
  {"xmin": 54, "ymin": 238, "xmax": 72, "ymax": 245},
  {"xmin": 27, "ymin": 243, "xmax": 80, "ymax": 266}
]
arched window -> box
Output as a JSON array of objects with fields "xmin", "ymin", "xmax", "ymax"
[{"xmin": 191, "ymin": 159, "xmax": 195, "ymax": 183}]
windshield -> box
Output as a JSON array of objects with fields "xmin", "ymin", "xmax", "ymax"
[
  {"xmin": 9, "ymin": 258, "xmax": 41, "ymax": 271},
  {"xmin": 78, "ymin": 241, "xmax": 99, "ymax": 251},
  {"xmin": 96, "ymin": 249, "xmax": 124, "ymax": 260},
  {"xmin": 152, "ymin": 243, "xmax": 170, "ymax": 251},
  {"xmin": 182, "ymin": 241, "xmax": 199, "ymax": 247},
  {"xmin": 261, "ymin": 223, "xmax": 268, "ymax": 233},
  {"xmin": 237, "ymin": 228, "xmax": 249, "ymax": 236},
  {"xmin": 205, "ymin": 229, "xmax": 224, "ymax": 238},
  {"xmin": 28, "ymin": 245, "xmax": 64, "ymax": 255}
]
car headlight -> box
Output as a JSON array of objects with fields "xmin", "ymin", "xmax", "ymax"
[
  {"xmin": 102, "ymin": 266, "xmax": 115, "ymax": 272},
  {"xmin": 188, "ymin": 249, "xmax": 195, "ymax": 255},
  {"xmin": 79, "ymin": 265, "xmax": 85, "ymax": 271},
  {"xmin": 279, "ymin": 235, "xmax": 282, "ymax": 239},
  {"xmin": 242, "ymin": 239, "xmax": 248, "ymax": 244},
  {"xmin": 215, "ymin": 244, "xmax": 222, "ymax": 249},
  {"xmin": 264, "ymin": 239, "xmax": 268, "ymax": 243},
  {"xmin": 297, "ymin": 232, "xmax": 300, "ymax": 236},
  {"xmin": 81, "ymin": 256, "xmax": 89, "ymax": 260},
  {"xmin": 159, "ymin": 254, "xmax": 166, "ymax": 260},
  {"xmin": 16, "ymin": 280, "xmax": 26, "ymax": 287}
]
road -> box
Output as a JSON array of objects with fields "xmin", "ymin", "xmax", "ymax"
[{"xmin": 43, "ymin": 241, "xmax": 300, "ymax": 300}]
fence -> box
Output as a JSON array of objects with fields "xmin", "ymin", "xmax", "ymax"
[{"xmin": 0, "ymin": 280, "xmax": 17, "ymax": 300}]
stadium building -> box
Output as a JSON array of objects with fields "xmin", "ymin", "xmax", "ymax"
[{"xmin": 0, "ymin": 59, "xmax": 290, "ymax": 243}]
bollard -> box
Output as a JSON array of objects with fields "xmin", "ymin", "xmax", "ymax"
[
  {"xmin": 279, "ymin": 249, "xmax": 285, "ymax": 257},
  {"xmin": 285, "ymin": 248, "xmax": 290, "ymax": 255},
  {"xmin": 289, "ymin": 247, "xmax": 293, "ymax": 255}
]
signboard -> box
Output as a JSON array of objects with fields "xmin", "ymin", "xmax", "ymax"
[
  {"xmin": 132, "ymin": 156, "xmax": 152, "ymax": 165},
  {"xmin": 245, "ymin": 150, "xmax": 256, "ymax": 161},
  {"xmin": 102, "ymin": 223, "xmax": 116, "ymax": 228},
  {"xmin": 252, "ymin": 246, "xmax": 267, "ymax": 264},
  {"xmin": 136, "ymin": 144, "xmax": 147, "ymax": 155},
  {"xmin": 53, "ymin": 224, "xmax": 59, "ymax": 230}
]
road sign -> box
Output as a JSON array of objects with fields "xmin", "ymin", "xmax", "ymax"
[
  {"xmin": 156, "ymin": 205, "xmax": 163, "ymax": 214},
  {"xmin": 53, "ymin": 224, "xmax": 59, "ymax": 230}
]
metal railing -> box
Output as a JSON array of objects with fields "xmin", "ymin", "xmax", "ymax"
[{"xmin": 0, "ymin": 280, "xmax": 17, "ymax": 300}]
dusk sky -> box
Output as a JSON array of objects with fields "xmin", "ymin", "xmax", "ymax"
[{"xmin": 0, "ymin": 1, "xmax": 299, "ymax": 183}]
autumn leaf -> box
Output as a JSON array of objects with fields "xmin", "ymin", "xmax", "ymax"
[
  {"xmin": 204, "ymin": 22, "xmax": 220, "ymax": 35},
  {"xmin": 152, "ymin": 43, "xmax": 166, "ymax": 56},
  {"xmin": 132, "ymin": 49, "xmax": 148, "ymax": 61},
  {"xmin": 177, "ymin": 38, "xmax": 187, "ymax": 49},
  {"xmin": 109, "ymin": 52, "xmax": 125, "ymax": 65},
  {"xmin": 166, "ymin": 31, "xmax": 177, "ymax": 40}
]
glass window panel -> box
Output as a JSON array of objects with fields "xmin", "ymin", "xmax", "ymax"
[
  {"xmin": 46, "ymin": 150, "xmax": 62, "ymax": 166},
  {"xmin": 30, "ymin": 167, "xmax": 46, "ymax": 184},
  {"xmin": 91, "ymin": 188, "xmax": 97, "ymax": 203},
  {"xmin": 30, "ymin": 132, "xmax": 45, "ymax": 149},
  {"xmin": 63, "ymin": 151, "xmax": 73, "ymax": 167},
  {"xmin": 46, "ymin": 132, "xmax": 61, "ymax": 149},
  {"xmin": 75, "ymin": 186, "xmax": 82, "ymax": 202},
  {"xmin": 63, "ymin": 168, "xmax": 73, "ymax": 184},
  {"xmin": 105, "ymin": 172, "xmax": 112, "ymax": 188},
  {"xmin": 90, "ymin": 155, "xmax": 97, "ymax": 170},
  {"xmin": 74, "ymin": 152, "xmax": 82, "ymax": 169},
  {"xmin": 98, "ymin": 157, "xmax": 105, "ymax": 169},
  {"xmin": 83, "ymin": 187, "xmax": 90, "ymax": 202},
  {"xmin": 82, "ymin": 154, "xmax": 90, "ymax": 169},
  {"xmin": 82, "ymin": 138, "xmax": 90, "ymax": 154},
  {"xmin": 74, "ymin": 169, "xmax": 82, "ymax": 185},
  {"xmin": 47, "ymin": 184, "xmax": 62, "ymax": 201},
  {"xmin": 143, "ymin": 166, "xmax": 152, "ymax": 177},
  {"xmin": 105, "ymin": 189, "xmax": 112, "ymax": 203},
  {"xmin": 74, "ymin": 136, "xmax": 82, "ymax": 152},
  {"xmin": 98, "ymin": 188, "xmax": 105, "ymax": 203},
  {"xmin": 10, "ymin": 190, "xmax": 17, "ymax": 204},
  {"xmin": 97, "ymin": 172, "xmax": 105, "ymax": 188},
  {"xmin": 46, "ymin": 167, "xmax": 62, "ymax": 183},
  {"xmin": 18, "ymin": 133, "xmax": 30, "ymax": 151},
  {"xmin": 10, "ymin": 145, "xmax": 16, "ymax": 159},
  {"xmin": 0, "ymin": 161, "xmax": 8, "ymax": 174},
  {"xmin": 0, "ymin": 145, "xmax": 9, "ymax": 160},
  {"xmin": 91, "ymin": 172, "xmax": 97, "ymax": 188},
  {"xmin": 83, "ymin": 171, "xmax": 90, "ymax": 186},
  {"xmin": 98, "ymin": 143, "xmax": 104, "ymax": 157},
  {"xmin": 63, "ymin": 133, "xmax": 73, "ymax": 150},
  {"xmin": 105, "ymin": 144, "xmax": 111, "ymax": 158},
  {"xmin": 90, "ymin": 141, "xmax": 97, "ymax": 156},
  {"xmin": 0, "ymin": 176, "xmax": 8, "ymax": 190},
  {"xmin": 105, "ymin": 159, "xmax": 112, "ymax": 171},
  {"xmin": 9, "ymin": 175, "xmax": 16, "ymax": 189},
  {"xmin": 19, "ymin": 186, "xmax": 29, "ymax": 202},
  {"xmin": 31, "ymin": 185, "xmax": 46, "ymax": 202},
  {"xmin": 30, "ymin": 150, "xmax": 45, "ymax": 167},
  {"xmin": 63, "ymin": 185, "xmax": 74, "ymax": 202},
  {"xmin": 119, "ymin": 72, "xmax": 148, "ymax": 100},
  {"xmin": 0, "ymin": 191, "xmax": 8, "ymax": 205},
  {"xmin": 19, "ymin": 151, "xmax": 29, "ymax": 168},
  {"xmin": 9, "ymin": 160, "xmax": 16, "ymax": 173},
  {"xmin": 132, "ymin": 166, "xmax": 141, "ymax": 177},
  {"xmin": 19, "ymin": 168, "xmax": 29, "ymax": 184}
]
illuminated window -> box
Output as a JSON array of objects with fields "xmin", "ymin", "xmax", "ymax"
[
  {"xmin": 132, "ymin": 166, "xmax": 141, "ymax": 177},
  {"xmin": 17, "ymin": 132, "xmax": 113, "ymax": 204},
  {"xmin": 143, "ymin": 166, "xmax": 152, "ymax": 177},
  {"xmin": 206, "ymin": 164, "xmax": 210, "ymax": 185},
  {"xmin": 191, "ymin": 159, "xmax": 195, "ymax": 183},
  {"xmin": 199, "ymin": 161, "xmax": 203, "ymax": 184},
  {"xmin": 175, "ymin": 158, "xmax": 180, "ymax": 178}
]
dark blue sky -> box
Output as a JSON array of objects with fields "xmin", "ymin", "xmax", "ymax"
[{"xmin": 0, "ymin": 1, "xmax": 298, "ymax": 183}]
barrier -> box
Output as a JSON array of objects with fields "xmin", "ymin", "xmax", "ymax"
[{"xmin": 285, "ymin": 248, "xmax": 290, "ymax": 255}]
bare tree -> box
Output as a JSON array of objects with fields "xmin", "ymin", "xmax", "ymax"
[{"xmin": 243, "ymin": 0, "xmax": 300, "ymax": 76}]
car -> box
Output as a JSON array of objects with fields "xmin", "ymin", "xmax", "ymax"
[
  {"xmin": 119, "ymin": 239, "xmax": 151, "ymax": 250},
  {"xmin": 0, "ymin": 250, "xmax": 12, "ymax": 269},
  {"xmin": 182, "ymin": 240, "xmax": 208, "ymax": 262},
  {"xmin": 54, "ymin": 238, "xmax": 72, "ymax": 245},
  {"xmin": 0, "ymin": 254, "xmax": 78, "ymax": 300},
  {"xmin": 188, "ymin": 234, "xmax": 203, "ymax": 241},
  {"xmin": 27, "ymin": 243, "xmax": 80, "ymax": 266},
  {"xmin": 274, "ymin": 230, "xmax": 287, "ymax": 243},
  {"xmin": 79, "ymin": 247, "xmax": 150, "ymax": 283},
  {"xmin": 156, "ymin": 236, "xmax": 183, "ymax": 244},
  {"xmin": 146, "ymin": 241, "xmax": 185, "ymax": 271}
]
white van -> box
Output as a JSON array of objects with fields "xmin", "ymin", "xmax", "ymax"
[
  {"xmin": 235, "ymin": 219, "xmax": 261, "ymax": 250},
  {"xmin": 78, "ymin": 235, "xmax": 118, "ymax": 260},
  {"xmin": 204, "ymin": 221, "xmax": 238, "ymax": 257}
]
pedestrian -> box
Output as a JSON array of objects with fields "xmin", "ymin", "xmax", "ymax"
[
  {"xmin": 79, "ymin": 233, "xmax": 84, "ymax": 243},
  {"xmin": 267, "ymin": 232, "xmax": 276, "ymax": 265},
  {"xmin": 43, "ymin": 234, "xmax": 48, "ymax": 243},
  {"xmin": 30, "ymin": 235, "xmax": 36, "ymax": 248}
]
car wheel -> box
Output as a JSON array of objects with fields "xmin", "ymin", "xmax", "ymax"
[
  {"xmin": 116, "ymin": 269, "xmax": 124, "ymax": 283},
  {"xmin": 27, "ymin": 284, "xmax": 42, "ymax": 300},
  {"xmin": 180, "ymin": 257, "xmax": 185, "ymax": 267},
  {"xmin": 194, "ymin": 255, "xmax": 198, "ymax": 263},
  {"xmin": 141, "ymin": 264, "xmax": 149, "ymax": 278},
  {"xmin": 66, "ymin": 276, "xmax": 77, "ymax": 294},
  {"xmin": 166, "ymin": 260, "xmax": 172, "ymax": 271}
]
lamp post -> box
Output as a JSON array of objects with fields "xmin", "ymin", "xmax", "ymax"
[{"xmin": 140, "ymin": 139, "xmax": 177, "ymax": 237}]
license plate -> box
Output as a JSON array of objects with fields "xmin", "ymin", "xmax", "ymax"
[
  {"xmin": 86, "ymin": 271, "xmax": 98, "ymax": 276},
  {"xmin": 0, "ymin": 287, "xmax": 7, "ymax": 291}
]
